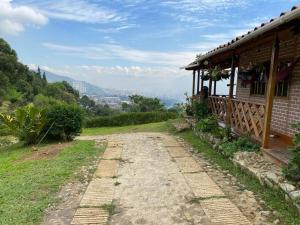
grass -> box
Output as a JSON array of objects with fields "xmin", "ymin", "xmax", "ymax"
[
  {"xmin": 101, "ymin": 203, "xmax": 116, "ymax": 216},
  {"xmin": 82, "ymin": 121, "xmax": 171, "ymax": 136},
  {"xmin": 178, "ymin": 130, "xmax": 300, "ymax": 225},
  {"xmin": 0, "ymin": 140, "xmax": 104, "ymax": 225}
]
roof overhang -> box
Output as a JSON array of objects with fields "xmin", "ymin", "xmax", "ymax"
[{"xmin": 185, "ymin": 5, "xmax": 300, "ymax": 71}]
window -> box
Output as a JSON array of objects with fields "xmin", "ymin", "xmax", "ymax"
[{"xmin": 250, "ymin": 60, "xmax": 291, "ymax": 97}]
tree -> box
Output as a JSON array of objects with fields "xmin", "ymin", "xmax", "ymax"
[
  {"xmin": 124, "ymin": 95, "xmax": 165, "ymax": 112},
  {"xmin": 80, "ymin": 95, "xmax": 95, "ymax": 110}
]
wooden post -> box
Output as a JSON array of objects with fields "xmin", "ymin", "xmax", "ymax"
[
  {"xmin": 213, "ymin": 81, "xmax": 217, "ymax": 96},
  {"xmin": 192, "ymin": 70, "xmax": 196, "ymax": 96},
  {"xmin": 208, "ymin": 78, "xmax": 212, "ymax": 96},
  {"xmin": 201, "ymin": 70, "xmax": 204, "ymax": 91},
  {"xmin": 262, "ymin": 37, "xmax": 280, "ymax": 149},
  {"xmin": 229, "ymin": 55, "xmax": 236, "ymax": 98},
  {"xmin": 226, "ymin": 55, "xmax": 236, "ymax": 125},
  {"xmin": 197, "ymin": 69, "xmax": 200, "ymax": 94}
]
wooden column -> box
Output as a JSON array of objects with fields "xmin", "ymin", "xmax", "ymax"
[
  {"xmin": 229, "ymin": 55, "xmax": 236, "ymax": 98},
  {"xmin": 227, "ymin": 55, "xmax": 236, "ymax": 125},
  {"xmin": 192, "ymin": 70, "xmax": 196, "ymax": 96},
  {"xmin": 262, "ymin": 37, "xmax": 280, "ymax": 149},
  {"xmin": 208, "ymin": 78, "xmax": 212, "ymax": 96},
  {"xmin": 213, "ymin": 81, "xmax": 217, "ymax": 96},
  {"xmin": 201, "ymin": 70, "xmax": 204, "ymax": 91},
  {"xmin": 197, "ymin": 69, "xmax": 201, "ymax": 94}
]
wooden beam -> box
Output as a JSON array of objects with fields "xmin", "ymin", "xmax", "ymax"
[
  {"xmin": 262, "ymin": 36, "xmax": 280, "ymax": 149},
  {"xmin": 197, "ymin": 69, "xmax": 201, "ymax": 94},
  {"xmin": 192, "ymin": 70, "xmax": 196, "ymax": 96}
]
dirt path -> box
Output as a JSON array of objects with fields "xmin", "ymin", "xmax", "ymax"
[{"xmin": 71, "ymin": 133, "xmax": 276, "ymax": 225}]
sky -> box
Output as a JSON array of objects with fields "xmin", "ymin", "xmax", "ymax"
[{"xmin": 0, "ymin": 0, "xmax": 299, "ymax": 101}]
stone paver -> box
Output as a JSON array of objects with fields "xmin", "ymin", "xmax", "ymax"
[
  {"xmin": 71, "ymin": 208, "xmax": 109, "ymax": 225},
  {"xmin": 94, "ymin": 160, "xmax": 119, "ymax": 178},
  {"xmin": 201, "ymin": 198, "xmax": 251, "ymax": 225},
  {"xmin": 184, "ymin": 172, "xmax": 225, "ymax": 198},
  {"xmin": 174, "ymin": 157, "xmax": 203, "ymax": 173},
  {"xmin": 74, "ymin": 133, "xmax": 251, "ymax": 225},
  {"xmin": 80, "ymin": 178, "xmax": 115, "ymax": 207},
  {"xmin": 167, "ymin": 146, "xmax": 190, "ymax": 158},
  {"xmin": 102, "ymin": 147, "xmax": 122, "ymax": 159}
]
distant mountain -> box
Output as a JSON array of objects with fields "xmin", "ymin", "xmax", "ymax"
[
  {"xmin": 40, "ymin": 70, "xmax": 181, "ymax": 106},
  {"xmin": 41, "ymin": 70, "xmax": 129, "ymax": 98}
]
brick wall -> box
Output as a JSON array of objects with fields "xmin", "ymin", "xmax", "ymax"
[{"xmin": 236, "ymin": 36, "xmax": 300, "ymax": 137}]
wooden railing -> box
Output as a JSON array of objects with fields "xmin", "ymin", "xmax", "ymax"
[
  {"xmin": 208, "ymin": 96, "xmax": 228, "ymax": 122},
  {"xmin": 208, "ymin": 97, "xmax": 266, "ymax": 140}
]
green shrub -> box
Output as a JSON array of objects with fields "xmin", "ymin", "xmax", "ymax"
[
  {"xmin": 85, "ymin": 111, "xmax": 177, "ymax": 128},
  {"xmin": 192, "ymin": 99, "xmax": 210, "ymax": 121},
  {"xmin": 220, "ymin": 136, "xmax": 260, "ymax": 158},
  {"xmin": 0, "ymin": 104, "xmax": 46, "ymax": 145},
  {"xmin": 196, "ymin": 116, "xmax": 219, "ymax": 133},
  {"xmin": 45, "ymin": 104, "xmax": 84, "ymax": 141},
  {"xmin": 283, "ymin": 123, "xmax": 300, "ymax": 181}
]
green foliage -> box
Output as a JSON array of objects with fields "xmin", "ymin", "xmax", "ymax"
[
  {"xmin": 0, "ymin": 38, "xmax": 80, "ymax": 108},
  {"xmin": 184, "ymin": 93, "xmax": 194, "ymax": 116},
  {"xmin": 85, "ymin": 112, "xmax": 177, "ymax": 128},
  {"xmin": 33, "ymin": 94, "xmax": 64, "ymax": 108},
  {"xmin": 45, "ymin": 104, "xmax": 84, "ymax": 141},
  {"xmin": 0, "ymin": 104, "xmax": 46, "ymax": 145},
  {"xmin": 5, "ymin": 89, "xmax": 23, "ymax": 103},
  {"xmin": 46, "ymin": 82, "xmax": 78, "ymax": 104},
  {"xmin": 122, "ymin": 95, "xmax": 165, "ymax": 112},
  {"xmin": 196, "ymin": 116, "xmax": 219, "ymax": 133},
  {"xmin": 283, "ymin": 123, "xmax": 300, "ymax": 181},
  {"xmin": 220, "ymin": 136, "xmax": 260, "ymax": 158},
  {"xmin": 168, "ymin": 103, "xmax": 185, "ymax": 117},
  {"xmin": 192, "ymin": 99, "xmax": 210, "ymax": 120}
]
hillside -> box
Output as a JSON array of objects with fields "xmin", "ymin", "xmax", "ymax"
[{"xmin": 0, "ymin": 38, "xmax": 80, "ymax": 111}]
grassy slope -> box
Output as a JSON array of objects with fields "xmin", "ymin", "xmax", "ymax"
[
  {"xmin": 0, "ymin": 141, "xmax": 104, "ymax": 225},
  {"xmin": 82, "ymin": 121, "xmax": 171, "ymax": 136},
  {"xmin": 178, "ymin": 130, "xmax": 300, "ymax": 225}
]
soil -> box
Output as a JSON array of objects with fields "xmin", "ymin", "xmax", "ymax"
[{"xmin": 18, "ymin": 142, "xmax": 72, "ymax": 162}]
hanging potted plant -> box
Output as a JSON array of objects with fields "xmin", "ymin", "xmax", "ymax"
[
  {"xmin": 211, "ymin": 66, "xmax": 222, "ymax": 81},
  {"xmin": 221, "ymin": 70, "xmax": 230, "ymax": 79}
]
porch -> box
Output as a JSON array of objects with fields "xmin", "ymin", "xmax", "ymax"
[{"xmin": 207, "ymin": 95, "xmax": 293, "ymax": 166}]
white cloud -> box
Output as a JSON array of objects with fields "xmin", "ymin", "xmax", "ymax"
[
  {"xmin": 0, "ymin": 0, "xmax": 48, "ymax": 35},
  {"xmin": 18, "ymin": 0, "xmax": 126, "ymax": 24},
  {"xmin": 42, "ymin": 42, "xmax": 196, "ymax": 67}
]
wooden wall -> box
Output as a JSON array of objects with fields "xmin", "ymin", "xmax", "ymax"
[{"xmin": 236, "ymin": 35, "xmax": 300, "ymax": 137}]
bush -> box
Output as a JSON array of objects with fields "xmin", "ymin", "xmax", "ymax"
[
  {"xmin": 45, "ymin": 104, "xmax": 84, "ymax": 141},
  {"xmin": 196, "ymin": 116, "xmax": 219, "ymax": 133},
  {"xmin": 283, "ymin": 123, "xmax": 300, "ymax": 181},
  {"xmin": 192, "ymin": 99, "xmax": 210, "ymax": 121},
  {"xmin": 0, "ymin": 104, "xmax": 46, "ymax": 145},
  {"xmin": 85, "ymin": 111, "xmax": 177, "ymax": 128},
  {"xmin": 220, "ymin": 136, "xmax": 260, "ymax": 158}
]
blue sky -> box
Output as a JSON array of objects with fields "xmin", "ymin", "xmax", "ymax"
[{"xmin": 1, "ymin": 0, "xmax": 299, "ymax": 100}]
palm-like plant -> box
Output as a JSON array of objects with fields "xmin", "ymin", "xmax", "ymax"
[{"xmin": 0, "ymin": 104, "xmax": 46, "ymax": 145}]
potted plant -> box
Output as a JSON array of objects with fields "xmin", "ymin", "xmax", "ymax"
[
  {"xmin": 211, "ymin": 66, "xmax": 222, "ymax": 81},
  {"xmin": 221, "ymin": 70, "xmax": 230, "ymax": 79}
]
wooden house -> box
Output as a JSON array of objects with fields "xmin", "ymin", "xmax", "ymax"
[{"xmin": 185, "ymin": 6, "xmax": 300, "ymax": 165}]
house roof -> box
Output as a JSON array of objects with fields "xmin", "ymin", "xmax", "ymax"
[{"xmin": 185, "ymin": 5, "xmax": 300, "ymax": 70}]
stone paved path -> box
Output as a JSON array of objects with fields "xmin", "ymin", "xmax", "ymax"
[{"xmin": 73, "ymin": 133, "xmax": 252, "ymax": 225}]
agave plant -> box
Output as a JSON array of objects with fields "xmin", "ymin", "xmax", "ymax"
[{"xmin": 0, "ymin": 104, "xmax": 46, "ymax": 145}]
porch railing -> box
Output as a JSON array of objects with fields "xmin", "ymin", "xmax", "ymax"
[{"xmin": 208, "ymin": 97, "xmax": 266, "ymax": 140}]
